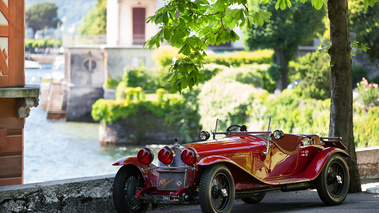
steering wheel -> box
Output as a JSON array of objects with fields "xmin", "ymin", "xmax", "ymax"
[{"xmin": 226, "ymin": 125, "xmax": 242, "ymax": 132}]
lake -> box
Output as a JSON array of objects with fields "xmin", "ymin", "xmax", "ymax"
[{"xmin": 24, "ymin": 66, "xmax": 163, "ymax": 183}]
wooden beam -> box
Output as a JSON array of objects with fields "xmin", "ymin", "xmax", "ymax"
[
  {"xmin": 0, "ymin": 135, "xmax": 23, "ymax": 154},
  {"xmin": 8, "ymin": 0, "xmax": 25, "ymax": 87},
  {"xmin": 0, "ymin": 118, "xmax": 25, "ymax": 129},
  {"xmin": 0, "ymin": 25, "xmax": 8, "ymax": 37},
  {"xmin": 0, "ymin": 154, "xmax": 22, "ymax": 178},
  {"xmin": 0, "ymin": 98, "xmax": 16, "ymax": 117},
  {"xmin": 0, "ymin": 177, "xmax": 22, "ymax": 186}
]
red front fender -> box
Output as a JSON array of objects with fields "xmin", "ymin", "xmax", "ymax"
[
  {"xmin": 112, "ymin": 157, "xmax": 158, "ymax": 187},
  {"xmin": 196, "ymin": 155, "xmax": 241, "ymax": 167},
  {"xmin": 298, "ymin": 147, "xmax": 349, "ymax": 180}
]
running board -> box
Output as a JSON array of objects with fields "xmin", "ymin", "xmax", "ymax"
[{"xmin": 235, "ymin": 182, "xmax": 314, "ymax": 199}]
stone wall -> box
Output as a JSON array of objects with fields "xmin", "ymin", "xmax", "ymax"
[
  {"xmin": 105, "ymin": 47, "xmax": 157, "ymax": 80},
  {"xmin": 0, "ymin": 175, "xmax": 115, "ymax": 213},
  {"xmin": 1, "ymin": 148, "xmax": 378, "ymax": 212},
  {"xmin": 356, "ymin": 147, "xmax": 379, "ymax": 179},
  {"xmin": 64, "ymin": 47, "xmax": 105, "ymax": 122}
]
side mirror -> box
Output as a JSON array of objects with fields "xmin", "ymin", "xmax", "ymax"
[
  {"xmin": 273, "ymin": 130, "xmax": 284, "ymax": 140},
  {"xmin": 199, "ymin": 131, "xmax": 210, "ymax": 141}
]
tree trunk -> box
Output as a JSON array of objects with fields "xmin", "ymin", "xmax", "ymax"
[
  {"xmin": 274, "ymin": 49, "xmax": 288, "ymax": 91},
  {"xmin": 327, "ymin": 0, "xmax": 361, "ymax": 193}
]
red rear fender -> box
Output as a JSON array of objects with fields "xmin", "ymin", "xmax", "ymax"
[{"xmin": 297, "ymin": 147, "xmax": 349, "ymax": 180}]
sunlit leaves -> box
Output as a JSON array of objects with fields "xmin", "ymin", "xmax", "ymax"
[
  {"xmin": 351, "ymin": 41, "xmax": 370, "ymax": 56},
  {"xmin": 252, "ymin": 11, "xmax": 271, "ymax": 26},
  {"xmin": 275, "ymin": 0, "xmax": 292, "ymax": 10},
  {"xmin": 364, "ymin": 0, "xmax": 379, "ymax": 9},
  {"xmin": 310, "ymin": 0, "xmax": 324, "ymax": 10},
  {"xmin": 143, "ymin": 0, "xmax": 344, "ymax": 93}
]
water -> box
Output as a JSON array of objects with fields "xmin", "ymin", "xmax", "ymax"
[{"xmin": 24, "ymin": 66, "xmax": 163, "ymax": 184}]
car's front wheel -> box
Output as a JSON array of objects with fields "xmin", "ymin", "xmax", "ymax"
[
  {"xmin": 316, "ymin": 154, "xmax": 350, "ymax": 206},
  {"xmin": 113, "ymin": 166, "xmax": 148, "ymax": 213},
  {"xmin": 199, "ymin": 164, "xmax": 235, "ymax": 213}
]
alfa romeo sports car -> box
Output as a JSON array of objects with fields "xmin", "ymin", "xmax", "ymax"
[{"xmin": 112, "ymin": 118, "xmax": 350, "ymax": 213}]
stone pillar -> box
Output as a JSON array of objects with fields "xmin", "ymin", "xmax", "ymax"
[{"xmin": 0, "ymin": 0, "xmax": 39, "ymax": 186}]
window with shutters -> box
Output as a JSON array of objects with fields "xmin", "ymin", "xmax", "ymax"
[{"xmin": 133, "ymin": 8, "xmax": 145, "ymax": 45}]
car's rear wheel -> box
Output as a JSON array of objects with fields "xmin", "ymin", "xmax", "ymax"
[
  {"xmin": 241, "ymin": 192, "xmax": 266, "ymax": 204},
  {"xmin": 113, "ymin": 166, "xmax": 148, "ymax": 213},
  {"xmin": 199, "ymin": 164, "xmax": 235, "ymax": 213},
  {"xmin": 316, "ymin": 154, "xmax": 350, "ymax": 206}
]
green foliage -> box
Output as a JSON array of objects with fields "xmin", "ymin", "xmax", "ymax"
[
  {"xmin": 25, "ymin": 39, "xmax": 62, "ymax": 51},
  {"xmin": 26, "ymin": 2, "xmax": 60, "ymax": 35},
  {"xmin": 370, "ymin": 75, "xmax": 379, "ymax": 84},
  {"xmin": 267, "ymin": 63, "xmax": 282, "ymax": 81},
  {"xmin": 355, "ymin": 77, "xmax": 379, "ymax": 107},
  {"xmin": 350, "ymin": 0, "xmax": 379, "ymax": 61},
  {"xmin": 200, "ymin": 64, "xmax": 225, "ymax": 82},
  {"xmin": 354, "ymin": 106, "xmax": 379, "ymax": 148},
  {"xmin": 258, "ymin": 90, "xmax": 330, "ymax": 135},
  {"xmin": 198, "ymin": 65, "xmax": 269, "ymax": 131},
  {"xmin": 289, "ymin": 52, "xmax": 331, "ymax": 100},
  {"xmin": 92, "ymin": 91, "xmax": 201, "ymax": 143},
  {"xmin": 104, "ymin": 78, "xmax": 120, "ymax": 89},
  {"xmin": 144, "ymin": 0, "xmax": 279, "ymax": 93},
  {"xmin": 244, "ymin": 0, "xmax": 326, "ymax": 61},
  {"xmin": 152, "ymin": 46, "xmax": 181, "ymax": 67},
  {"xmin": 352, "ymin": 65, "xmax": 368, "ymax": 87},
  {"xmin": 203, "ymin": 50, "xmax": 274, "ymax": 67},
  {"xmin": 78, "ymin": 0, "xmax": 107, "ymax": 35},
  {"xmin": 210, "ymin": 66, "xmax": 265, "ymax": 88},
  {"xmin": 124, "ymin": 67, "xmax": 171, "ymax": 91},
  {"xmin": 152, "ymin": 47, "xmax": 273, "ymax": 68}
]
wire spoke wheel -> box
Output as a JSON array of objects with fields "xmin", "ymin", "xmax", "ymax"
[
  {"xmin": 125, "ymin": 176, "xmax": 145, "ymax": 210},
  {"xmin": 326, "ymin": 162, "xmax": 344, "ymax": 197},
  {"xmin": 113, "ymin": 166, "xmax": 148, "ymax": 213},
  {"xmin": 200, "ymin": 164, "xmax": 235, "ymax": 213},
  {"xmin": 316, "ymin": 154, "xmax": 350, "ymax": 206},
  {"xmin": 211, "ymin": 173, "xmax": 230, "ymax": 210}
]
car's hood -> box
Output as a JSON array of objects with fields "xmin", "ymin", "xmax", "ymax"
[{"xmin": 183, "ymin": 135, "xmax": 266, "ymax": 159}]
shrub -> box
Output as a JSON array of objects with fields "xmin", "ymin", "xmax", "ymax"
[
  {"xmin": 25, "ymin": 39, "xmax": 62, "ymax": 53},
  {"xmin": 289, "ymin": 52, "xmax": 331, "ymax": 100},
  {"xmin": 355, "ymin": 77, "xmax": 379, "ymax": 107},
  {"xmin": 198, "ymin": 66, "xmax": 269, "ymax": 131},
  {"xmin": 152, "ymin": 46, "xmax": 273, "ymax": 68},
  {"xmin": 352, "ymin": 65, "xmax": 368, "ymax": 88},
  {"xmin": 200, "ymin": 64, "xmax": 226, "ymax": 82},
  {"xmin": 204, "ymin": 49, "xmax": 274, "ymax": 67},
  {"xmin": 92, "ymin": 87, "xmax": 201, "ymax": 143},
  {"xmin": 354, "ymin": 106, "xmax": 379, "ymax": 148},
  {"xmin": 152, "ymin": 45, "xmax": 181, "ymax": 67}
]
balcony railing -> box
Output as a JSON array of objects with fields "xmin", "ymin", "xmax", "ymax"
[{"xmin": 133, "ymin": 34, "xmax": 145, "ymax": 45}]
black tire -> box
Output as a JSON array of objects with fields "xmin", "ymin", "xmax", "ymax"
[
  {"xmin": 316, "ymin": 154, "xmax": 350, "ymax": 206},
  {"xmin": 241, "ymin": 192, "xmax": 266, "ymax": 204},
  {"xmin": 199, "ymin": 164, "xmax": 235, "ymax": 213},
  {"xmin": 113, "ymin": 166, "xmax": 148, "ymax": 213}
]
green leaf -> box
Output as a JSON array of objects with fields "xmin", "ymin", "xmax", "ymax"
[
  {"xmin": 164, "ymin": 28, "xmax": 171, "ymax": 41},
  {"xmin": 179, "ymin": 44, "xmax": 191, "ymax": 55},
  {"xmin": 311, "ymin": 0, "xmax": 324, "ymax": 10},
  {"xmin": 163, "ymin": 12, "xmax": 168, "ymax": 24}
]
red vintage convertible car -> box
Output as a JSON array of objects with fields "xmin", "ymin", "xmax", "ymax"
[{"xmin": 112, "ymin": 119, "xmax": 350, "ymax": 213}]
